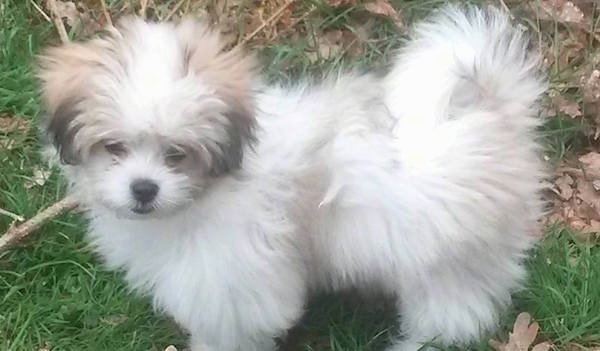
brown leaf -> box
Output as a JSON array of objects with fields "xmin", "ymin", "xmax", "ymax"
[
  {"xmin": 553, "ymin": 95, "xmax": 582, "ymax": 118},
  {"xmin": 307, "ymin": 29, "xmax": 364, "ymax": 63},
  {"xmin": 579, "ymin": 152, "xmax": 600, "ymax": 180},
  {"xmin": 47, "ymin": 0, "xmax": 79, "ymax": 26},
  {"xmin": 364, "ymin": 0, "xmax": 403, "ymax": 29},
  {"xmin": 24, "ymin": 167, "xmax": 52, "ymax": 189},
  {"xmin": 0, "ymin": 138, "xmax": 15, "ymax": 150},
  {"xmin": 100, "ymin": 314, "xmax": 127, "ymax": 326},
  {"xmin": 548, "ymin": 155, "xmax": 600, "ymax": 239},
  {"xmin": 576, "ymin": 180, "xmax": 600, "ymax": 214},
  {"xmin": 0, "ymin": 114, "xmax": 29, "ymax": 134},
  {"xmin": 326, "ymin": 0, "xmax": 357, "ymax": 7},
  {"xmin": 45, "ymin": 0, "xmax": 103, "ymax": 37},
  {"xmin": 538, "ymin": 0, "xmax": 585, "ymax": 25},
  {"xmin": 489, "ymin": 312, "xmax": 550, "ymax": 351},
  {"xmin": 540, "ymin": 28, "xmax": 586, "ymax": 72},
  {"xmin": 531, "ymin": 342, "xmax": 552, "ymax": 351},
  {"xmin": 565, "ymin": 342, "xmax": 600, "ymax": 351},
  {"xmin": 554, "ymin": 174, "xmax": 575, "ymax": 200},
  {"xmin": 582, "ymin": 70, "xmax": 600, "ymax": 103}
]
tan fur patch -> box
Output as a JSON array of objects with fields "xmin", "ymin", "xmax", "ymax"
[
  {"xmin": 36, "ymin": 28, "xmax": 120, "ymax": 113},
  {"xmin": 176, "ymin": 18, "xmax": 258, "ymax": 111}
]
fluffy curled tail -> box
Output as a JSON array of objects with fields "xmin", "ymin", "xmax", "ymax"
[{"xmin": 384, "ymin": 5, "xmax": 546, "ymax": 128}]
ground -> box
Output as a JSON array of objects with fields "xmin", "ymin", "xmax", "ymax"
[{"xmin": 0, "ymin": 0, "xmax": 599, "ymax": 350}]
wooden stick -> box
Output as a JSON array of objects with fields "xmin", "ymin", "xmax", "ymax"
[
  {"xmin": 46, "ymin": 0, "xmax": 70, "ymax": 43},
  {"xmin": 139, "ymin": 0, "xmax": 149, "ymax": 19},
  {"xmin": 100, "ymin": 0, "xmax": 113, "ymax": 27},
  {"xmin": 238, "ymin": 0, "xmax": 295, "ymax": 46},
  {"xmin": 165, "ymin": 0, "xmax": 187, "ymax": 21},
  {"xmin": 498, "ymin": 0, "xmax": 510, "ymax": 13},
  {"xmin": 0, "ymin": 208, "xmax": 24, "ymax": 222},
  {"xmin": 0, "ymin": 196, "xmax": 79, "ymax": 253},
  {"xmin": 30, "ymin": 0, "xmax": 52, "ymax": 22}
]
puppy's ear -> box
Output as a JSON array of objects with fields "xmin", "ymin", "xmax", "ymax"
[
  {"xmin": 35, "ymin": 26, "xmax": 121, "ymax": 165},
  {"xmin": 176, "ymin": 18, "xmax": 258, "ymax": 175},
  {"xmin": 207, "ymin": 100, "xmax": 257, "ymax": 176},
  {"xmin": 176, "ymin": 18, "xmax": 258, "ymax": 107}
]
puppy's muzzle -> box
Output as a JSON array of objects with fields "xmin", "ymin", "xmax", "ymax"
[{"xmin": 130, "ymin": 179, "xmax": 159, "ymax": 205}]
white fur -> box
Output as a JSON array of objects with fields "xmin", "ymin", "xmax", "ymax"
[{"xmin": 47, "ymin": 5, "xmax": 546, "ymax": 351}]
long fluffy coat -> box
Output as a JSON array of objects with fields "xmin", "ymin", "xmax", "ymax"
[{"xmin": 37, "ymin": 5, "xmax": 546, "ymax": 351}]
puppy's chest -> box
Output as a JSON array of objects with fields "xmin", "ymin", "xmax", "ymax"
[
  {"xmin": 88, "ymin": 214, "xmax": 302, "ymax": 332},
  {"xmin": 89, "ymin": 216, "xmax": 232, "ymax": 287}
]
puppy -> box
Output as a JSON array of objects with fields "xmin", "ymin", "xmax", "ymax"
[{"xmin": 36, "ymin": 5, "xmax": 546, "ymax": 351}]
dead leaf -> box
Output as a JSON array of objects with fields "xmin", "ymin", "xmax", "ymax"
[
  {"xmin": 0, "ymin": 114, "xmax": 29, "ymax": 134},
  {"xmin": 0, "ymin": 138, "xmax": 15, "ymax": 150},
  {"xmin": 489, "ymin": 312, "xmax": 550, "ymax": 351},
  {"xmin": 24, "ymin": 167, "xmax": 52, "ymax": 189},
  {"xmin": 554, "ymin": 174, "xmax": 575, "ymax": 200},
  {"xmin": 545, "ymin": 157, "xmax": 600, "ymax": 240},
  {"xmin": 565, "ymin": 342, "xmax": 600, "ymax": 351},
  {"xmin": 307, "ymin": 29, "xmax": 364, "ymax": 63},
  {"xmin": 364, "ymin": 0, "xmax": 403, "ymax": 29},
  {"xmin": 48, "ymin": 0, "xmax": 78, "ymax": 26},
  {"xmin": 579, "ymin": 152, "xmax": 600, "ymax": 179},
  {"xmin": 45, "ymin": 0, "xmax": 103, "ymax": 37},
  {"xmin": 326, "ymin": 0, "xmax": 357, "ymax": 7},
  {"xmin": 582, "ymin": 70, "xmax": 600, "ymax": 103},
  {"xmin": 531, "ymin": 343, "xmax": 552, "ymax": 351},
  {"xmin": 538, "ymin": 0, "xmax": 585, "ymax": 25},
  {"xmin": 576, "ymin": 180, "xmax": 600, "ymax": 214},
  {"xmin": 100, "ymin": 314, "xmax": 127, "ymax": 326},
  {"xmin": 553, "ymin": 95, "xmax": 582, "ymax": 118}
]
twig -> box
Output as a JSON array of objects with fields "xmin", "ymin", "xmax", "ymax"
[
  {"xmin": 139, "ymin": 0, "xmax": 149, "ymax": 19},
  {"xmin": 46, "ymin": 0, "xmax": 70, "ymax": 43},
  {"xmin": 0, "ymin": 208, "xmax": 24, "ymax": 222},
  {"xmin": 498, "ymin": 0, "xmax": 510, "ymax": 13},
  {"xmin": 238, "ymin": 0, "xmax": 296, "ymax": 46},
  {"xmin": 0, "ymin": 196, "xmax": 79, "ymax": 253},
  {"xmin": 277, "ymin": 5, "xmax": 315, "ymax": 38},
  {"xmin": 165, "ymin": 0, "xmax": 187, "ymax": 21},
  {"xmin": 100, "ymin": 0, "xmax": 113, "ymax": 27},
  {"xmin": 30, "ymin": 0, "xmax": 52, "ymax": 22}
]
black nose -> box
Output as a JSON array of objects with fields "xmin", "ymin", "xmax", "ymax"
[{"xmin": 130, "ymin": 179, "xmax": 159, "ymax": 203}]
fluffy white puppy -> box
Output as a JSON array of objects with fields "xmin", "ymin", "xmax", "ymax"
[{"xmin": 36, "ymin": 4, "xmax": 546, "ymax": 351}]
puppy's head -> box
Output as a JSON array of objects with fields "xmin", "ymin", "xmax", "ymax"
[{"xmin": 37, "ymin": 17, "xmax": 257, "ymax": 218}]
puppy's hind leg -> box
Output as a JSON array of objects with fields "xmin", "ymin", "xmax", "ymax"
[{"xmin": 386, "ymin": 258, "xmax": 525, "ymax": 351}]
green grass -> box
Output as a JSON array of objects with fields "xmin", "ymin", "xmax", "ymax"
[
  {"xmin": 520, "ymin": 230, "xmax": 600, "ymax": 348},
  {"xmin": 1, "ymin": 0, "xmax": 599, "ymax": 350}
]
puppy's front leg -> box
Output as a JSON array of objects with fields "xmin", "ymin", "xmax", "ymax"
[
  {"xmin": 190, "ymin": 333, "xmax": 277, "ymax": 351},
  {"xmin": 176, "ymin": 242, "xmax": 306, "ymax": 351}
]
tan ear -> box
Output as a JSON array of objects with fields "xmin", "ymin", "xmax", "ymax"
[
  {"xmin": 176, "ymin": 18, "xmax": 259, "ymax": 175},
  {"xmin": 176, "ymin": 18, "xmax": 258, "ymax": 111},
  {"xmin": 37, "ymin": 43, "xmax": 102, "ymax": 114},
  {"xmin": 36, "ymin": 27, "xmax": 121, "ymax": 164}
]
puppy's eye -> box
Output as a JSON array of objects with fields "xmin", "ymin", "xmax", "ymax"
[
  {"xmin": 165, "ymin": 146, "xmax": 186, "ymax": 164},
  {"xmin": 104, "ymin": 142, "xmax": 127, "ymax": 157}
]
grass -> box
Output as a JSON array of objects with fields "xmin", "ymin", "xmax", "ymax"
[{"xmin": 1, "ymin": 0, "xmax": 599, "ymax": 350}]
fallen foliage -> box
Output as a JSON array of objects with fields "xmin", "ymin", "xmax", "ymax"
[
  {"xmin": 0, "ymin": 113, "xmax": 29, "ymax": 134},
  {"xmin": 546, "ymin": 151, "xmax": 600, "ymax": 243},
  {"xmin": 0, "ymin": 113, "xmax": 29, "ymax": 151},
  {"xmin": 363, "ymin": 0, "xmax": 403, "ymax": 30},
  {"xmin": 489, "ymin": 312, "xmax": 551, "ymax": 351}
]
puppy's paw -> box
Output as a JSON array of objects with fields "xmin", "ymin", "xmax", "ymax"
[{"xmin": 386, "ymin": 340, "xmax": 438, "ymax": 351}]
